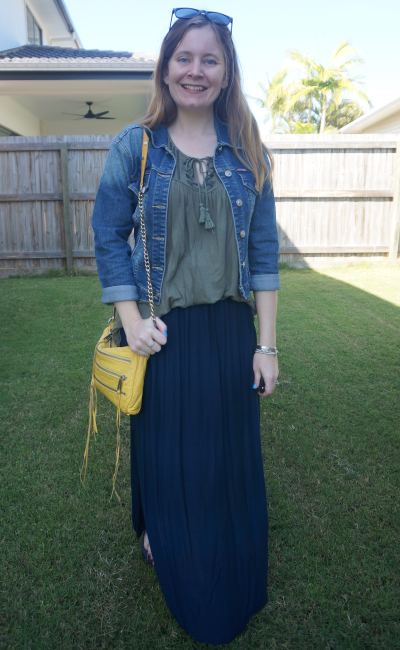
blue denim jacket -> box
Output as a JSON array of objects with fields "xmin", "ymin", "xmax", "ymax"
[{"xmin": 92, "ymin": 117, "xmax": 280, "ymax": 305}]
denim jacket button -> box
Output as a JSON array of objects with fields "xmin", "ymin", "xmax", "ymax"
[
  {"xmin": 240, "ymin": 230, "xmax": 245, "ymax": 238},
  {"xmin": 218, "ymin": 146, "xmax": 222, "ymax": 152},
  {"xmin": 242, "ymin": 261, "xmax": 246, "ymax": 268},
  {"xmin": 236, "ymin": 199, "xmax": 243, "ymax": 207},
  {"xmin": 225, "ymin": 170, "xmax": 232, "ymax": 177}
]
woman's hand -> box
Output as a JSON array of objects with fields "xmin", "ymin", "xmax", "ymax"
[
  {"xmin": 253, "ymin": 353, "xmax": 279, "ymax": 396},
  {"xmin": 124, "ymin": 316, "xmax": 168, "ymax": 356},
  {"xmin": 114, "ymin": 300, "xmax": 168, "ymax": 356}
]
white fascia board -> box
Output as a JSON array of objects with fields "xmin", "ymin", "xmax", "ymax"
[
  {"xmin": 0, "ymin": 65, "xmax": 156, "ymax": 72},
  {"xmin": 340, "ymin": 96, "xmax": 400, "ymax": 133},
  {"xmin": 0, "ymin": 58, "xmax": 157, "ymax": 71}
]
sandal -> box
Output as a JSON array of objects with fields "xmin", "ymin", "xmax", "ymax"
[{"xmin": 141, "ymin": 533, "xmax": 155, "ymax": 567}]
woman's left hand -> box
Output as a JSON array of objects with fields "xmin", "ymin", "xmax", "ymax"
[{"xmin": 253, "ymin": 353, "xmax": 279, "ymax": 396}]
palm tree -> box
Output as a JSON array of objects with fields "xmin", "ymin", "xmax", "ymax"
[
  {"xmin": 257, "ymin": 39, "xmax": 371, "ymax": 133},
  {"xmin": 255, "ymin": 74, "xmax": 319, "ymax": 133},
  {"xmin": 257, "ymin": 70, "xmax": 290, "ymax": 133},
  {"xmin": 284, "ymin": 39, "xmax": 371, "ymax": 132},
  {"xmin": 325, "ymin": 99, "xmax": 364, "ymax": 130},
  {"xmin": 293, "ymin": 98, "xmax": 365, "ymax": 133}
]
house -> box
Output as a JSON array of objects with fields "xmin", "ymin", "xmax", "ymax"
[
  {"xmin": 0, "ymin": 0, "xmax": 157, "ymax": 136},
  {"xmin": 340, "ymin": 96, "xmax": 400, "ymax": 134}
]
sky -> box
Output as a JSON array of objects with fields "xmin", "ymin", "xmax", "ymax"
[{"xmin": 65, "ymin": 0, "xmax": 400, "ymax": 135}]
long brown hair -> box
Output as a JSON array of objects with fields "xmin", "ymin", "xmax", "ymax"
[{"xmin": 141, "ymin": 15, "xmax": 273, "ymax": 193}]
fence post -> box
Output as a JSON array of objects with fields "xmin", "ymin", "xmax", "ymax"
[
  {"xmin": 389, "ymin": 139, "xmax": 400, "ymax": 264},
  {"xmin": 60, "ymin": 143, "xmax": 73, "ymax": 275}
]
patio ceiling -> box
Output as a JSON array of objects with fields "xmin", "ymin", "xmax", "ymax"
[
  {"xmin": 0, "ymin": 79, "xmax": 153, "ymax": 135},
  {"xmin": 0, "ymin": 46, "xmax": 157, "ymax": 135}
]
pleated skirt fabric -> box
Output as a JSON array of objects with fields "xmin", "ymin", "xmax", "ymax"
[{"xmin": 121, "ymin": 299, "xmax": 268, "ymax": 645}]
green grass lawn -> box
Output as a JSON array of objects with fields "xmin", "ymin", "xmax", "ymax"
[{"xmin": 1, "ymin": 263, "xmax": 399, "ymax": 649}]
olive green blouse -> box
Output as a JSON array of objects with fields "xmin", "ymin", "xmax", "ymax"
[{"xmin": 137, "ymin": 134, "xmax": 255, "ymax": 320}]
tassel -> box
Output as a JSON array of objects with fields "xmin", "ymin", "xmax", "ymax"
[
  {"xmin": 204, "ymin": 209, "xmax": 215, "ymax": 230},
  {"xmin": 92, "ymin": 381, "xmax": 98, "ymax": 438},
  {"xmin": 80, "ymin": 376, "xmax": 98, "ymax": 488},
  {"xmin": 110, "ymin": 389, "xmax": 122, "ymax": 504},
  {"xmin": 199, "ymin": 204, "xmax": 206, "ymax": 223}
]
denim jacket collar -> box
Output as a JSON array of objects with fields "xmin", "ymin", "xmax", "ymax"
[{"xmin": 147, "ymin": 114, "xmax": 241, "ymax": 150}]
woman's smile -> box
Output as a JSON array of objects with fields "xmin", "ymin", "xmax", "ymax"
[{"xmin": 181, "ymin": 84, "xmax": 208, "ymax": 92}]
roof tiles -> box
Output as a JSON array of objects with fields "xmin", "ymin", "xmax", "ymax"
[{"xmin": 0, "ymin": 45, "xmax": 157, "ymax": 68}]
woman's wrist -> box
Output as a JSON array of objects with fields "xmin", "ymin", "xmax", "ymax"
[
  {"xmin": 254, "ymin": 290, "xmax": 277, "ymax": 349},
  {"xmin": 114, "ymin": 300, "xmax": 142, "ymax": 330}
]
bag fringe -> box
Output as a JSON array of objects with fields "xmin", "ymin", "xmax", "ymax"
[
  {"xmin": 80, "ymin": 376, "xmax": 97, "ymax": 488},
  {"xmin": 110, "ymin": 390, "xmax": 122, "ymax": 504}
]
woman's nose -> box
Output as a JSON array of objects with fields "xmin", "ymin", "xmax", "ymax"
[{"xmin": 188, "ymin": 59, "xmax": 203, "ymax": 77}]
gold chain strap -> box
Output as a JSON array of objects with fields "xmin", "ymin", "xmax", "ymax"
[{"xmin": 138, "ymin": 186, "xmax": 156, "ymax": 325}]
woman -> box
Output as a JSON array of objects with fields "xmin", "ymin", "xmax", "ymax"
[{"xmin": 92, "ymin": 8, "xmax": 280, "ymax": 645}]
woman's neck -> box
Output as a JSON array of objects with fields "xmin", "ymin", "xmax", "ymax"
[{"xmin": 167, "ymin": 107, "xmax": 218, "ymax": 158}]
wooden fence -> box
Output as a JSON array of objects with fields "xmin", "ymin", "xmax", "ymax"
[{"xmin": 0, "ymin": 133, "xmax": 399, "ymax": 277}]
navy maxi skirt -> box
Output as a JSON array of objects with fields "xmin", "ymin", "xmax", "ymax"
[{"xmin": 121, "ymin": 299, "xmax": 269, "ymax": 645}]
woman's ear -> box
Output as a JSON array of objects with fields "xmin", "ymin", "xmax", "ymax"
[
  {"xmin": 221, "ymin": 75, "xmax": 228, "ymax": 90},
  {"xmin": 163, "ymin": 68, "xmax": 169, "ymax": 86}
]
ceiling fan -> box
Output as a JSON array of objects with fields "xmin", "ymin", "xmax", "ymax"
[{"xmin": 62, "ymin": 101, "xmax": 115, "ymax": 120}]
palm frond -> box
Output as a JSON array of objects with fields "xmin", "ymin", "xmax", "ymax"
[
  {"xmin": 327, "ymin": 39, "xmax": 365, "ymax": 71},
  {"xmin": 257, "ymin": 39, "xmax": 370, "ymax": 134}
]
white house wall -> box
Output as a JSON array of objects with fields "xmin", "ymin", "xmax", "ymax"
[
  {"xmin": 362, "ymin": 111, "xmax": 400, "ymax": 134},
  {"xmin": 0, "ymin": 0, "xmax": 27, "ymax": 50},
  {"xmin": 0, "ymin": 0, "xmax": 53, "ymax": 50},
  {"xmin": 0, "ymin": 96, "xmax": 40, "ymax": 135},
  {"xmin": 43, "ymin": 119, "xmax": 134, "ymax": 135},
  {"xmin": 0, "ymin": 0, "xmax": 76, "ymax": 51}
]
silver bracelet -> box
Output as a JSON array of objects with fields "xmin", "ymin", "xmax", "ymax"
[{"xmin": 255, "ymin": 345, "xmax": 278, "ymax": 356}]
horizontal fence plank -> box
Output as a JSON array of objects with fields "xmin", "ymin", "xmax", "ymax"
[
  {"xmin": 0, "ymin": 190, "xmax": 393, "ymax": 202},
  {"xmin": 279, "ymin": 246, "xmax": 389, "ymax": 254},
  {"xmin": 0, "ymin": 250, "xmax": 96, "ymax": 259},
  {"xmin": 0, "ymin": 142, "xmax": 111, "ymax": 152},
  {"xmin": 0, "ymin": 141, "xmax": 397, "ymax": 153},
  {"xmin": 0, "ymin": 192, "xmax": 97, "ymax": 202},
  {"xmin": 0, "ymin": 247, "xmax": 390, "ymax": 260},
  {"xmin": 71, "ymin": 192, "xmax": 97, "ymax": 201},
  {"xmin": 266, "ymin": 141, "xmax": 397, "ymax": 150},
  {"xmin": 0, "ymin": 193, "xmax": 63, "ymax": 202},
  {"xmin": 274, "ymin": 190, "xmax": 393, "ymax": 199},
  {"xmin": 0, "ymin": 143, "xmax": 61, "ymax": 151},
  {"xmin": 68, "ymin": 143, "xmax": 111, "ymax": 151}
]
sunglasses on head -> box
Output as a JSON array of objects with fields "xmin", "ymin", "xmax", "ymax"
[{"xmin": 169, "ymin": 8, "xmax": 233, "ymax": 34}]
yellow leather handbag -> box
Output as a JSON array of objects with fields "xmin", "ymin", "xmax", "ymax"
[{"xmin": 81, "ymin": 127, "xmax": 156, "ymax": 501}]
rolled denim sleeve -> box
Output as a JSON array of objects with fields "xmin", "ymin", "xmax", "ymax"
[
  {"xmin": 248, "ymin": 153, "xmax": 280, "ymax": 291},
  {"xmin": 92, "ymin": 137, "xmax": 139, "ymax": 305}
]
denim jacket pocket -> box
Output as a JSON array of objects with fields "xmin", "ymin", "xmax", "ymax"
[
  {"xmin": 235, "ymin": 171, "xmax": 258, "ymax": 212},
  {"xmin": 129, "ymin": 170, "xmax": 151, "ymax": 227},
  {"xmin": 131, "ymin": 228, "xmax": 143, "ymax": 272},
  {"xmin": 237, "ymin": 172, "xmax": 258, "ymax": 194}
]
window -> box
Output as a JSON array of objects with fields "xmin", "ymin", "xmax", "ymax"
[
  {"xmin": 0, "ymin": 124, "xmax": 20, "ymax": 137},
  {"xmin": 26, "ymin": 6, "xmax": 42, "ymax": 45}
]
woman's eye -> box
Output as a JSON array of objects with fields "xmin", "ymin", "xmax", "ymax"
[
  {"xmin": 178, "ymin": 57, "xmax": 189, "ymax": 63},
  {"xmin": 205, "ymin": 59, "xmax": 216, "ymax": 65}
]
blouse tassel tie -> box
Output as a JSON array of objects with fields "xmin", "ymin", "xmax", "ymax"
[{"xmin": 184, "ymin": 157, "xmax": 215, "ymax": 230}]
